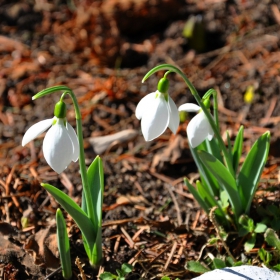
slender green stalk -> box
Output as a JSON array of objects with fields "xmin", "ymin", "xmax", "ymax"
[
  {"xmin": 63, "ymin": 91, "xmax": 95, "ymax": 226},
  {"xmin": 202, "ymin": 89, "xmax": 220, "ymax": 131},
  {"xmin": 143, "ymin": 64, "xmax": 234, "ymax": 176},
  {"xmin": 56, "ymin": 208, "xmax": 72, "ymax": 280}
]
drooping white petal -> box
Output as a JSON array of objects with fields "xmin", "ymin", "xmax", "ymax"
[
  {"xmin": 135, "ymin": 92, "xmax": 155, "ymax": 120},
  {"xmin": 168, "ymin": 97, "xmax": 180, "ymax": 134},
  {"xmin": 187, "ymin": 112, "xmax": 211, "ymax": 148},
  {"xmin": 141, "ymin": 94, "xmax": 169, "ymax": 141},
  {"xmin": 207, "ymin": 126, "xmax": 214, "ymax": 141},
  {"xmin": 22, "ymin": 118, "xmax": 54, "ymax": 146},
  {"xmin": 66, "ymin": 122, "xmax": 79, "ymax": 162},
  {"xmin": 178, "ymin": 103, "xmax": 201, "ymax": 113},
  {"xmin": 43, "ymin": 119, "xmax": 74, "ymax": 173}
]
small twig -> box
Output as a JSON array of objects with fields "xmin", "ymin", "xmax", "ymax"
[
  {"xmin": 209, "ymin": 206, "xmax": 236, "ymax": 261},
  {"xmin": 150, "ymin": 245, "xmax": 171, "ymax": 264},
  {"xmin": 120, "ymin": 226, "xmax": 135, "ymax": 248},
  {"xmin": 44, "ymin": 267, "xmax": 62, "ymax": 280},
  {"xmin": 166, "ymin": 184, "xmax": 182, "ymax": 226},
  {"xmin": 114, "ymin": 235, "xmax": 121, "ymax": 253},
  {"xmin": 174, "ymin": 239, "xmax": 187, "ymax": 264},
  {"xmin": 192, "ymin": 210, "xmax": 200, "ymax": 229},
  {"xmin": 164, "ymin": 241, "xmax": 177, "ymax": 271}
]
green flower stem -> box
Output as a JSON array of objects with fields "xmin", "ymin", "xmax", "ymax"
[
  {"xmin": 202, "ymin": 88, "xmax": 220, "ymax": 132},
  {"xmin": 143, "ymin": 64, "xmax": 234, "ymax": 175},
  {"xmin": 33, "ymin": 86, "xmax": 95, "ymax": 226}
]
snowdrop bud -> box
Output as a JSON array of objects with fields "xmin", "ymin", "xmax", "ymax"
[{"xmin": 54, "ymin": 100, "xmax": 67, "ymax": 118}]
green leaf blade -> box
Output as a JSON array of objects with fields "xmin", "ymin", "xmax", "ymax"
[
  {"xmin": 121, "ymin": 263, "xmax": 133, "ymax": 275},
  {"xmin": 190, "ymin": 145, "xmax": 220, "ymax": 197},
  {"xmin": 56, "ymin": 209, "xmax": 72, "ymax": 280},
  {"xmin": 87, "ymin": 156, "xmax": 104, "ymax": 228},
  {"xmin": 185, "ymin": 261, "xmax": 210, "ymax": 273},
  {"xmin": 232, "ymin": 126, "xmax": 244, "ymax": 174},
  {"xmin": 198, "ymin": 150, "xmax": 243, "ymax": 218},
  {"xmin": 42, "ymin": 183, "xmax": 96, "ymax": 250},
  {"xmin": 254, "ymin": 223, "xmax": 267, "ymax": 233},
  {"xmin": 99, "ymin": 272, "xmax": 117, "ymax": 280},
  {"xmin": 237, "ymin": 131, "xmax": 270, "ymax": 213},
  {"xmin": 264, "ymin": 228, "xmax": 280, "ymax": 251},
  {"xmin": 244, "ymin": 233, "xmax": 256, "ymax": 252},
  {"xmin": 184, "ymin": 178, "xmax": 210, "ymax": 213},
  {"xmin": 213, "ymin": 258, "xmax": 226, "ymax": 269}
]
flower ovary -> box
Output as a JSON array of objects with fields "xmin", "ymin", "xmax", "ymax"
[
  {"xmin": 54, "ymin": 101, "xmax": 67, "ymax": 118},
  {"xmin": 157, "ymin": 77, "xmax": 169, "ymax": 94}
]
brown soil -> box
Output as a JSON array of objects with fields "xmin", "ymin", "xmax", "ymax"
[{"xmin": 1, "ymin": 0, "xmax": 280, "ymax": 279}]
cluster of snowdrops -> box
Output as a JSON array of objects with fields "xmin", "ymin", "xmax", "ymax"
[{"xmin": 22, "ymin": 64, "xmax": 270, "ymax": 279}]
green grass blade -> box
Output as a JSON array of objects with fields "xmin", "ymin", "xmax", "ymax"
[
  {"xmin": 198, "ymin": 150, "xmax": 243, "ymax": 218},
  {"xmin": 56, "ymin": 209, "xmax": 72, "ymax": 280},
  {"xmin": 232, "ymin": 126, "xmax": 244, "ymax": 174},
  {"xmin": 237, "ymin": 131, "xmax": 270, "ymax": 213},
  {"xmin": 42, "ymin": 183, "xmax": 96, "ymax": 250}
]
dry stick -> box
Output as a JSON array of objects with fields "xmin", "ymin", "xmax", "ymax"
[
  {"xmin": 174, "ymin": 239, "xmax": 187, "ymax": 264},
  {"xmin": 44, "ymin": 267, "xmax": 62, "ymax": 280},
  {"xmin": 150, "ymin": 245, "xmax": 172, "ymax": 264},
  {"xmin": 132, "ymin": 225, "xmax": 149, "ymax": 242},
  {"xmin": 164, "ymin": 241, "xmax": 178, "ymax": 271},
  {"xmin": 128, "ymin": 249, "xmax": 144, "ymax": 265},
  {"xmin": 166, "ymin": 184, "xmax": 183, "ymax": 226},
  {"xmin": 120, "ymin": 226, "xmax": 135, "ymax": 248},
  {"xmin": 114, "ymin": 235, "xmax": 121, "ymax": 253},
  {"xmin": 209, "ymin": 206, "xmax": 236, "ymax": 261}
]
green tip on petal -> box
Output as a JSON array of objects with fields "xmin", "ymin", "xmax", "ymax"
[
  {"xmin": 54, "ymin": 101, "xmax": 67, "ymax": 118},
  {"xmin": 157, "ymin": 77, "xmax": 169, "ymax": 94}
]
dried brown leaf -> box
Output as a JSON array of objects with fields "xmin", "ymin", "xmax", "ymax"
[{"xmin": 24, "ymin": 224, "xmax": 59, "ymax": 269}]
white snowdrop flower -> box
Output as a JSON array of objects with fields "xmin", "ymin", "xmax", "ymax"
[
  {"xmin": 22, "ymin": 101, "xmax": 79, "ymax": 173},
  {"xmin": 179, "ymin": 103, "xmax": 214, "ymax": 148},
  {"xmin": 136, "ymin": 77, "xmax": 179, "ymax": 141}
]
